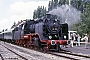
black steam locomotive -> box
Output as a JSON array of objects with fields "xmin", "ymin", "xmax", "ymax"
[{"xmin": 0, "ymin": 14, "xmax": 68, "ymax": 51}]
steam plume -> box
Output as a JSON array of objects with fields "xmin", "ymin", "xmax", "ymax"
[{"xmin": 48, "ymin": 4, "xmax": 81, "ymax": 26}]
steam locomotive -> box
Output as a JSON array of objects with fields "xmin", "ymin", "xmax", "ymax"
[{"xmin": 0, "ymin": 14, "xmax": 68, "ymax": 52}]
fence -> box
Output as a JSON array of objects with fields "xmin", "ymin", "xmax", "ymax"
[{"xmin": 73, "ymin": 41, "xmax": 90, "ymax": 44}]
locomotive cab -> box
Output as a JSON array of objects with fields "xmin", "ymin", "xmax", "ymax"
[{"xmin": 24, "ymin": 20, "xmax": 35, "ymax": 34}]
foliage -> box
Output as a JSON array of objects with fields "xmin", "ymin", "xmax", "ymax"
[
  {"xmin": 71, "ymin": 0, "xmax": 87, "ymax": 13},
  {"xmin": 71, "ymin": 1, "xmax": 90, "ymax": 37},
  {"xmin": 33, "ymin": 0, "xmax": 70, "ymax": 19},
  {"xmin": 48, "ymin": 0, "xmax": 58, "ymax": 11},
  {"xmin": 58, "ymin": 0, "xmax": 69, "ymax": 6},
  {"xmin": 33, "ymin": 6, "xmax": 47, "ymax": 19}
]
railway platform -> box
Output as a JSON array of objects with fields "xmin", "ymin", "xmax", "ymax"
[
  {"xmin": 0, "ymin": 41, "xmax": 90, "ymax": 60},
  {"xmin": 63, "ymin": 44, "xmax": 90, "ymax": 55}
]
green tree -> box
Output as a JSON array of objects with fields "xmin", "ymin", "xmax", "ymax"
[
  {"xmin": 71, "ymin": 1, "xmax": 90, "ymax": 36},
  {"xmin": 33, "ymin": 6, "xmax": 47, "ymax": 19},
  {"xmin": 53, "ymin": 0, "xmax": 58, "ymax": 8},
  {"xmin": 48, "ymin": 0, "xmax": 54, "ymax": 11},
  {"xmin": 48, "ymin": 1, "xmax": 52, "ymax": 11},
  {"xmin": 71, "ymin": 0, "xmax": 87, "ymax": 13},
  {"xmin": 58, "ymin": 0, "xmax": 66, "ymax": 6}
]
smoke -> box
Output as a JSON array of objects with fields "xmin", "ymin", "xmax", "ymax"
[{"xmin": 48, "ymin": 4, "xmax": 81, "ymax": 26}]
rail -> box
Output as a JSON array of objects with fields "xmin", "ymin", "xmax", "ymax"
[{"xmin": 1, "ymin": 44, "xmax": 28, "ymax": 60}]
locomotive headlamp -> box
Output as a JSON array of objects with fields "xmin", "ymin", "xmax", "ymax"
[
  {"xmin": 55, "ymin": 35, "xmax": 57, "ymax": 38},
  {"xmin": 49, "ymin": 36, "xmax": 52, "ymax": 39},
  {"xmin": 52, "ymin": 28, "xmax": 54, "ymax": 30},
  {"xmin": 55, "ymin": 19, "xmax": 57, "ymax": 21},
  {"xmin": 54, "ymin": 23, "xmax": 56, "ymax": 24},
  {"xmin": 64, "ymin": 35, "xmax": 66, "ymax": 39}
]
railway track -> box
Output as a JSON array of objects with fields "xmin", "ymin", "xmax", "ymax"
[
  {"xmin": 0, "ymin": 44, "xmax": 28, "ymax": 60},
  {"xmin": 0, "ymin": 54, "xmax": 4, "ymax": 60},
  {"xmin": 1, "ymin": 42, "xmax": 90, "ymax": 60},
  {"xmin": 48, "ymin": 50, "xmax": 90, "ymax": 60},
  {"xmin": 60, "ymin": 50, "xmax": 90, "ymax": 58},
  {"xmin": 1, "ymin": 42, "xmax": 67, "ymax": 60},
  {"xmin": 3, "ymin": 45, "xmax": 28, "ymax": 60}
]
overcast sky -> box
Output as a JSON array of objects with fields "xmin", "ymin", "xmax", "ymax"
[{"xmin": 0, "ymin": 0, "xmax": 49, "ymax": 31}]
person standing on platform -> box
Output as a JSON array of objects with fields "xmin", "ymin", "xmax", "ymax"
[
  {"xmin": 83, "ymin": 34, "xmax": 88, "ymax": 49},
  {"xmin": 70, "ymin": 34, "xmax": 74, "ymax": 47},
  {"xmin": 77, "ymin": 34, "xmax": 81, "ymax": 46},
  {"xmin": 75, "ymin": 34, "xmax": 78, "ymax": 46}
]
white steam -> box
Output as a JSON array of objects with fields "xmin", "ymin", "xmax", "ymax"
[{"xmin": 48, "ymin": 4, "xmax": 81, "ymax": 26}]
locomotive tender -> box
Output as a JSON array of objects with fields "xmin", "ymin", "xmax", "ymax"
[{"xmin": 0, "ymin": 14, "xmax": 68, "ymax": 52}]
